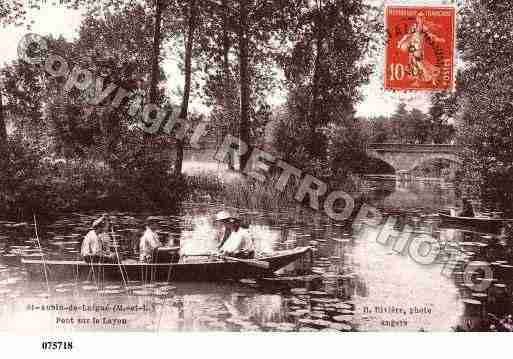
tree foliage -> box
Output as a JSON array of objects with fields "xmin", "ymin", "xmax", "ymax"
[
  {"xmin": 456, "ymin": 0, "xmax": 513, "ymax": 213},
  {"xmin": 273, "ymin": 0, "xmax": 373, "ymax": 180}
]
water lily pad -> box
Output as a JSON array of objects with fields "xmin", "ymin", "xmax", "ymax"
[
  {"xmin": 98, "ymin": 289, "xmax": 124, "ymax": 295},
  {"xmin": 311, "ymin": 298, "xmax": 339, "ymax": 304},
  {"xmin": 290, "ymin": 288, "xmax": 308, "ymax": 295},
  {"xmin": 310, "ymin": 311, "xmax": 329, "ymax": 319},
  {"xmin": 152, "ymin": 289, "xmax": 171, "ymax": 296},
  {"xmin": 55, "ymin": 288, "xmax": 72, "ymax": 293},
  {"xmin": 126, "ymin": 285, "xmax": 143, "ymax": 291},
  {"xmin": 82, "ymin": 285, "xmax": 99, "ymax": 291},
  {"xmin": 311, "ymin": 268, "xmax": 325, "ymax": 275},
  {"xmin": 332, "ymin": 314, "xmax": 354, "ymax": 322},
  {"xmin": 6, "ymin": 277, "xmax": 23, "ymax": 284},
  {"xmin": 158, "ymin": 285, "xmax": 176, "ymax": 291},
  {"xmin": 298, "ymin": 318, "xmax": 318, "ymax": 326},
  {"xmin": 104, "ymin": 285, "xmax": 122, "ymax": 290},
  {"xmin": 333, "ymin": 303, "xmax": 352, "ymax": 310},
  {"xmin": 289, "ymin": 310, "xmax": 309, "ymax": 317},
  {"xmin": 298, "ymin": 326, "xmax": 319, "ymax": 332},
  {"xmin": 54, "ymin": 283, "xmax": 73, "ymax": 289},
  {"xmin": 329, "ymin": 322, "xmax": 352, "ymax": 331},
  {"xmin": 239, "ymin": 279, "xmax": 257, "ymax": 285},
  {"xmin": 275, "ymin": 323, "xmax": 296, "ymax": 331}
]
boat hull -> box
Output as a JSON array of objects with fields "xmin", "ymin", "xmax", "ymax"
[
  {"xmin": 22, "ymin": 247, "xmax": 312, "ymax": 282},
  {"xmin": 439, "ymin": 213, "xmax": 504, "ymax": 235}
]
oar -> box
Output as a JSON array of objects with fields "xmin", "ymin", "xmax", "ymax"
[
  {"xmin": 33, "ymin": 214, "xmax": 50, "ymax": 294},
  {"xmin": 223, "ymin": 256, "xmax": 269, "ymax": 269},
  {"xmin": 180, "ymin": 253, "xmax": 270, "ymax": 269}
]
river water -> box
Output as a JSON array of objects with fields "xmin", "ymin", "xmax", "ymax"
[{"xmin": 0, "ymin": 176, "xmax": 502, "ymax": 332}]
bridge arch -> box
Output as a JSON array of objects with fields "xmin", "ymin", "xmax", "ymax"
[
  {"xmin": 408, "ymin": 154, "xmax": 463, "ymax": 173},
  {"xmin": 366, "ymin": 143, "xmax": 463, "ymax": 176},
  {"xmin": 365, "ymin": 152, "xmax": 399, "ymax": 174}
]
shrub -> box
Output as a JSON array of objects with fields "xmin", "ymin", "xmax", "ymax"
[
  {"xmin": 0, "ymin": 136, "xmax": 187, "ymax": 219},
  {"xmin": 0, "ymin": 136, "xmax": 46, "ymax": 218}
]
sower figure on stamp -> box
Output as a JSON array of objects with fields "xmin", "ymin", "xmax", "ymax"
[{"xmin": 397, "ymin": 11, "xmax": 445, "ymax": 86}]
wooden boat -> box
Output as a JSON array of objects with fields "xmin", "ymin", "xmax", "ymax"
[
  {"xmin": 438, "ymin": 213, "xmax": 505, "ymax": 235},
  {"xmin": 21, "ymin": 246, "xmax": 313, "ymax": 282}
]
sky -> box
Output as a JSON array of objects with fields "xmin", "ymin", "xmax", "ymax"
[{"xmin": 0, "ymin": 0, "xmax": 455, "ymax": 118}]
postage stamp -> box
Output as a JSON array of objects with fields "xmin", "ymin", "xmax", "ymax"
[{"xmin": 384, "ymin": 5, "xmax": 456, "ymax": 91}]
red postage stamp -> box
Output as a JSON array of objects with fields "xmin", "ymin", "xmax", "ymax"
[{"xmin": 384, "ymin": 5, "xmax": 456, "ymax": 91}]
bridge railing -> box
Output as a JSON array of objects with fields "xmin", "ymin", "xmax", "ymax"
[{"xmin": 367, "ymin": 143, "xmax": 461, "ymax": 153}]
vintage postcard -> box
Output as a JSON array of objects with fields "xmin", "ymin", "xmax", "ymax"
[{"xmin": 0, "ymin": 0, "xmax": 512, "ymax": 353}]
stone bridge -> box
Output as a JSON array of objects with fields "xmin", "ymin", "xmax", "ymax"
[{"xmin": 366, "ymin": 143, "xmax": 463, "ymax": 180}]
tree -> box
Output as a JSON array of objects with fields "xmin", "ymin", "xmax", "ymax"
[
  {"xmin": 275, "ymin": 0, "xmax": 373, "ymax": 178},
  {"xmin": 390, "ymin": 102, "xmax": 409, "ymax": 142},
  {"xmin": 360, "ymin": 104, "xmax": 436, "ymax": 145},
  {"xmin": 428, "ymin": 92, "xmax": 456, "ymax": 144},
  {"xmin": 1, "ymin": 58, "xmax": 48, "ymax": 148},
  {"xmin": 54, "ymin": 6, "xmax": 160, "ymax": 159},
  {"xmin": 456, "ymin": 0, "xmax": 513, "ymax": 213},
  {"xmin": 170, "ymin": 0, "xmax": 199, "ymax": 176},
  {"xmin": 0, "ymin": 0, "xmax": 37, "ymax": 150},
  {"xmin": 188, "ymin": 0, "xmax": 291, "ymax": 170},
  {"xmin": 0, "ymin": 88, "xmax": 6, "ymax": 149}
]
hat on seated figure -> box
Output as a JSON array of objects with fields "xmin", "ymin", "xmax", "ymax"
[
  {"xmin": 92, "ymin": 217, "xmax": 105, "ymax": 229},
  {"xmin": 215, "ymin": 211, "xmax": 240, "ymax": 223},
  {"xmin": 215, "ymin": 211, "xmax": 232, "ymax": 222},
  {"xmin": 146, "ymin": 216, "xmax": 160, "ymax": 226}
]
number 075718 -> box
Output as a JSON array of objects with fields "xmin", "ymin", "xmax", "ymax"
[{"xmin": 41, "ymin": 341, "xmax": 73, "ymax": 350}]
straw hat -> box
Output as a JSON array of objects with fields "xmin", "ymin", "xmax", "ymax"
[
  {"xmin": 215, "ymin": 211, "xmax": 240, "ymax": 222},
  {"xmin": 215, "ymin": 211, "xmax": 232, "ymax": 222},
  {"xmin": 92, "ymin": 217, "xmax": 105, "ymax": 229},
  {"xmin": 146, "ymin": 216, "xmax": 160, "ymax": 226}
]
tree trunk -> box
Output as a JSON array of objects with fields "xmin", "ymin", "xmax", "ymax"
[
  {"xmin": 238, "ymin": 0, "xmax": 250, "ymax": 168},
  {"xmin": 311, "ymin": 34, "xmax": 322, "ymax": 130},
  {"xmin": 0, "ymin": 91, "xmax": 6, "ymax": 149},
  {"xmin": 149, "ymin": 0, "xmax": 164, "ymax": 106},
  {"xmin": 174, "ymin": 0, "xmax": 198, "ymax": 177},
  {"xmin": 222, "ymin": 0, "xmax": 235, "ymax": 169},
  {"xmin": 309, "ymin": 14, "xmax": 324, "ymax": 159},
  {"xmin": 222, "ymin": 0, "xmax": 231, "ymax": 98}
]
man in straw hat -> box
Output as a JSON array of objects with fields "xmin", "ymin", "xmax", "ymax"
[
  {"xmin": 81, "ymin": 215, "xmax": 115, "ymax": 263},
  {"xmin": 214, "ymin": 211, "xmax": 255, "ymax": 259},
  {"xmin": 139, "ymin": 216, "xmax": 162, "ymax": 263}
]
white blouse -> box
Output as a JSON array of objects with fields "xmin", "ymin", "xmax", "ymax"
[{"xmin": 219, "ymin": 228, "xmax": 254, "ymax": 254}]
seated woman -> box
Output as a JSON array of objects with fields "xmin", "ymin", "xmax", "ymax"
[
  {"xmin": 215, "ymin": 211, "xmax": 255, "ymax": 259},
  {"xmin": 139, "ymin": 217, "xmax": 162, "ymax": 263},
  {"xmin": 81, "ymin": 216, "xmax": 116, "ymax": 263}
]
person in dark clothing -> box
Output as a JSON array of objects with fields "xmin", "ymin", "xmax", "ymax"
[{"xmin": 459, "ymin": 198, "xmax": 475, "ymax": 217}]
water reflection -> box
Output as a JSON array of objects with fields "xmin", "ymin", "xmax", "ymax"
[
  {"xmin": 3, "ymin": 178, "xmax": 505, "ymax": 332},
  {"xmin": 364, "ymin": 178, "xmax": 457, "ymax": 212},
  {"xmin": 351, "ymin": 218, "xmax": 463, "ymax": 331}
]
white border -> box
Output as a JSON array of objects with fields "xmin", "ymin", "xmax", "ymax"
[{"xmin": 1, "ymin": 333, "xmax": 512, "ymax": 359}]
